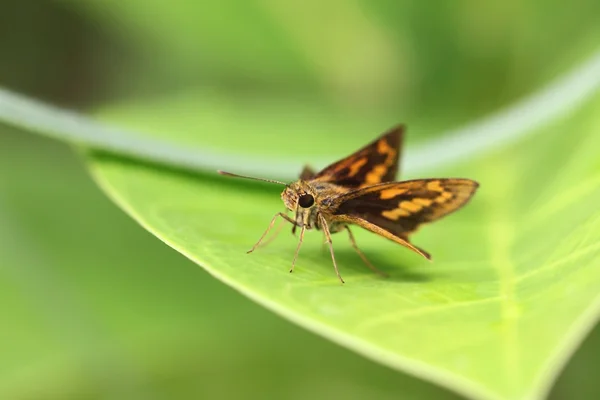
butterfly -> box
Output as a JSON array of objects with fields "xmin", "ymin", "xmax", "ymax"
[{"xmin": 218, "ymin": 125, "xmax": 479, "ymax": 283}]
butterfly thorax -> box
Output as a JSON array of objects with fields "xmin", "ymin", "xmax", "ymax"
[{"xmin": 281, "ymin": 180, "xmax": 347, "ymax": 231}]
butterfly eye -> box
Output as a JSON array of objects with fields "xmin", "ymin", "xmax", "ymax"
[{"xmin": 298, "ymin": 194, "xmax": 315, "ymax": 208}]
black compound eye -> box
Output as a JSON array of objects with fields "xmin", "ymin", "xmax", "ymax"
[{"xmin": 298, "ymin": 194, "xmax": 315, "ymax": 208}]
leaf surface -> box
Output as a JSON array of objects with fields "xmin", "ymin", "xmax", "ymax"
[{"xmin": 86, "ymin": 93, "xmax": 600, "ymax": 399}]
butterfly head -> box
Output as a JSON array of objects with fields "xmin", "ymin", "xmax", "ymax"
[
  {"xmin": 281, "ymin": 181, "xmax": 320, "ymax": 229},
  {"xmin": 217, "ymin": 170, "xmax": 321, "ymax": 228},
  {"xmin": 281, "ymin": 181, "xmax": 316, "ymax": 211}
]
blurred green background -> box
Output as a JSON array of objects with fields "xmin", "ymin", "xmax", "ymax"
[{"xmin": 1, "ymin": 1, "xmax": 600, "ymax": 399}]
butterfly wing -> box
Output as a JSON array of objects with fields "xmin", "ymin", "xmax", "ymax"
[
  {"xmin": 299, "ymin": 165, "xmax": 316, "ymax": 180},
  {"xmin": 311, "ymin": 125, "xmax": 403, "ymax": 188},
  {"xmin": 329, "ymin": 178, "xmax": 479, "ymax": 259}
]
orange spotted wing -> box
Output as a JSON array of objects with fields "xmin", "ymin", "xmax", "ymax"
[
  {"xmin": 325, "ymin": 178, "xmax": 479, "ymax": 259},
  {"xmin": 305, "ymin": 125, "xmax": 403, "ymax": 188}
]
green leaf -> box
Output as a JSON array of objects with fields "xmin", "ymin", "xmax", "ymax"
[
  {"xmin": 0, "ymin": 128, "xmax": 461, "ymax": 400},
  {"xmin": 2, "ymin": 48, "xmax": 600, "ymax": 180},
  {"xmin": 85, "ymin": 91, "xmax": 600, "ymax": 400}
]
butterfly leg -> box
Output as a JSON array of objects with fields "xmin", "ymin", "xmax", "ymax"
[
  {"xmin": 319, "ymin": 214, "xmax": 345, "ymax": 284},
  {"xmin": 290, "ymin": 225, "xmax": 306, "ymax": 274},
  {"xmin": 345, "ymin": 226, "xmax": 388, "ymax": 278},
  {"xmin": 248, "ymin": 212, "xmax": 295, "ymax": 254},
  {"xmin": 258, "ymin": 211, "xmax": 289, "ymax": 248}
]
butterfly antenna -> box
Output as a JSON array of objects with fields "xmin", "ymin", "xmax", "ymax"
[{"xmin": 217, "ymin": 170, "xmax": 287, "ymax": 185}]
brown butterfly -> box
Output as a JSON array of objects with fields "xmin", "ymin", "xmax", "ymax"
[{"xmin": 219, "ymin": 125, "xmax": 479, "ymax": 283}]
